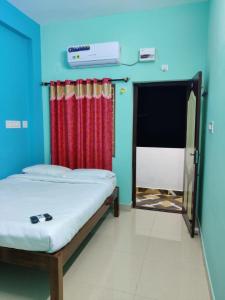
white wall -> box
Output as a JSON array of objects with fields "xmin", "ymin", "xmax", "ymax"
[{"xmin": 136, "ymin": 147, "xmax": 184, "ymax": 191}]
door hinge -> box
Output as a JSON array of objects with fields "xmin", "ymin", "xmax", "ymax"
[{"xmin": 194, "ymin": 149, "xmax": 200, "ymax": 165}]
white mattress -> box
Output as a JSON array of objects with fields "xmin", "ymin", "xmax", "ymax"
[{"xmin": 0, "ymin": 174, "xmax": 116, "ymax": 253}]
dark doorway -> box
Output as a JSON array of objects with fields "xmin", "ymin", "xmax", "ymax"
[
  {"xmin": 137, "ymin": 85, "xmax": 187, "ymax": 148},
  {"xmin": 133, "ymin": 73, "xmax": 202, "ymax": 237}
]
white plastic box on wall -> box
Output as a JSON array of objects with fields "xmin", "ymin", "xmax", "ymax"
[{"xmin": 139, "ymin": 48, "xmax": 156, "ymax": 62}]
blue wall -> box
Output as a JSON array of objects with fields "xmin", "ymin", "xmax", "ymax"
[
  {"xmin": 0, "ymin": 0, "xmax": 44, "ymax": 177},
  {"xmin": 41, "ymin": 2, "xmax": 208, "ymax": 205},
  {"xmin": 199, "ymin": 0, "xmax": 225, "ymax": 299}
]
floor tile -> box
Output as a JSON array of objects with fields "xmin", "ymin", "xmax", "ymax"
[
  {"xmin": 67, "ymin": 246, "xmax": 143, "ymax": 294},
  {"xmin": 150, "ymin": 211, "xmax": 189, "ymax": 241},
  {"xmin": 136, "ymin": 257, "xmax": 210, "ymax": 300},
  {"xmin": 97, "ymin": 209, "xmax": 156, "ymax": 238},
  {"xmin": 87, "ymin": 213, "xmax": 151, "ymax": 256},
  {"xmin": 64, "ymin": 281, "xmax": 133, "ymax": 300},
  {"xmin": 88, "ymin": 228, "xmax": 150, "ymax": 256},
  {"xmin": 146, "ymin": 235, "xmax": 204, "ymax": 266},
  {"xmin": 134, "ymin": 296, "xmax": 156, "ymax": 300}
]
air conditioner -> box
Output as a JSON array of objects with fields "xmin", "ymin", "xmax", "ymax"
[{"xmin": 67, "ymin": 41, "xmax": 120, "ymax": 68}]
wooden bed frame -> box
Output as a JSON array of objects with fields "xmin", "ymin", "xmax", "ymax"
[{"xmin": 0, "ymin": 187, "xmax": 119, "ymax": 300}]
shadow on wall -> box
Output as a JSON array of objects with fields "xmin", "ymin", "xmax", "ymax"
[{"xmin": 61, "ymin": 50, "xmax": 70, "ymax": 70}]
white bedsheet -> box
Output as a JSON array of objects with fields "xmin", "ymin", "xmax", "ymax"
[{"xmin": 0, "ymin": 174, "xmax": 116, "ymax": 253}]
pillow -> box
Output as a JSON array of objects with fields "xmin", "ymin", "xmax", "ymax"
[
  {"xmin": 63, "ymin": 168, "xmax": 115, "ymax": 179},
  {"xmin": 22, "ymin": 164, "xmax": 72, "ymax": 177}
]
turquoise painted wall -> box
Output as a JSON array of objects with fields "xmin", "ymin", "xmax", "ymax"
[
  {"xmin": 0, "ymin": 0, "xmax": 44, "ymax": 178},
  {"xmin": 199, "ymin": 0, "xmax": 225, "ymax": 299},
  {"xmin": 41, "ymin": 2, "xmax": 208, "ymax": 204}
]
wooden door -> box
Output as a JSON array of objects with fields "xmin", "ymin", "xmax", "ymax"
[{"xmin": 183, "ymin": 72, "xmax": 202, "ymax": 237}]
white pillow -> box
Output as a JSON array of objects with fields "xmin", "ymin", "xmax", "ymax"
[
  {"xmin": 22, "ymin": 164, "xmax": 72, "ymax": 177},
  {"xmin": 63, "ymin": 168, "xmax": 115, "ymax": 179}
]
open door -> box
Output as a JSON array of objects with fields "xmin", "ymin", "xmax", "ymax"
[{"xmin": 183, "ymin": 72, "xmax": 202, "ymax": 237}]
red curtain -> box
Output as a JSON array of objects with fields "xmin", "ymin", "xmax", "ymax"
[{"xmin": 50, "ymin": 78, "xmax": 113, "ymax": 170}]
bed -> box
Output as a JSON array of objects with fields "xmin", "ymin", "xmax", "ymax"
[{"xmin": 0, "ymin": 167, "xmax": 119, "ymax": 300}]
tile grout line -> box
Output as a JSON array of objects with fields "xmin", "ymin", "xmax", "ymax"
[{"xmin": 133, "ymin": 213, "xmax": 157, "ymax": 297}]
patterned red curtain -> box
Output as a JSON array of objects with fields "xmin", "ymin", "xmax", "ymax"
[{"xmin": 50, "ymin": 78, "xmax": 113, "ymax": 170}]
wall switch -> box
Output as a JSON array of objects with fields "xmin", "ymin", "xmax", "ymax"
[
  {"xmin": 161, "ymin": 64, "xmax": 169, "ymax": 72},
  {"xmin": 208, "ymin": 121, "xmax": 214, "ymax": 133},
  {"xmin": 22, "ymin": 121, "xmax": 28, "ymax": 128},
  {"xmin": 5, "ymin": 120, "xmax": 21, "ymax": 129}
]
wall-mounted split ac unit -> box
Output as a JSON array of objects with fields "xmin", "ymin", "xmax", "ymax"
[{"xmin": 67, "ymin": 41, "xmax": 120, "ymax": 68}]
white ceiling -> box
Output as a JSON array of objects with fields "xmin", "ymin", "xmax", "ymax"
[{"xmin": 8, "ymin": 0, "xmax": 205, "ymax": 25}]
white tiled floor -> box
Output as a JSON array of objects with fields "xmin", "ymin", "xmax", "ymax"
[{"xmin": 0, "ymin": 209, "xmax": 211, "ymax": 300}]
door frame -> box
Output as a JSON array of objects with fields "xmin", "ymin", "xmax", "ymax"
[{"xmin": 132, "ymin": 80, "xmax": 192, "ymax": 209}]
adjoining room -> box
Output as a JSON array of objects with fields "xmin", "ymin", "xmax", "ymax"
[{"xmin": 134, "ymin": 82, "xmax": 189, "ymax": 213}]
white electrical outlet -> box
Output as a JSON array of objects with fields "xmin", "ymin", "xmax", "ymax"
[
  {"xmin": 22, "ymin": 121, "xmax": 28, "ymax": 128},
  {"xmin": 5, "ymin": 120, "xmax": 21, "ymax": 129}
]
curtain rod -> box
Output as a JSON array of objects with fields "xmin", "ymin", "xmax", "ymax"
[{"xmin": 41, "ymin": 77, "xmax": 129, "ymax": 86}]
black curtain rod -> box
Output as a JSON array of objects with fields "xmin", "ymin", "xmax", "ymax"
[{"xmin": 41, "ymin": 77, "xmax": 129, "ymax": 86}]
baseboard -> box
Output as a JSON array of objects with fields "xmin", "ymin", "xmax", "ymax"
[{"xmin": 197, "ymin": 218, "xmax": 215, "ymax": 300}]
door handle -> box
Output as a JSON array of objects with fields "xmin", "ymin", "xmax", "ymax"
[{"xmin": 190, "ymin": 150, "xmax": 199, "ymax": 164}]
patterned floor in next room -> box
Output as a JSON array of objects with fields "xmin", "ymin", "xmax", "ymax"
[{"xmin": 136, "ymin": 187, "xmax": 183, "ymax": 212}]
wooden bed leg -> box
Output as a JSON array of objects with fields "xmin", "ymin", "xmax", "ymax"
[
  {"xmin": 113, "ymin": 196, "xmax": 119, "ymax": 217},
  {"xmin": 49, "ymin": 255, "xmax": 63, "ymax": 300}
]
